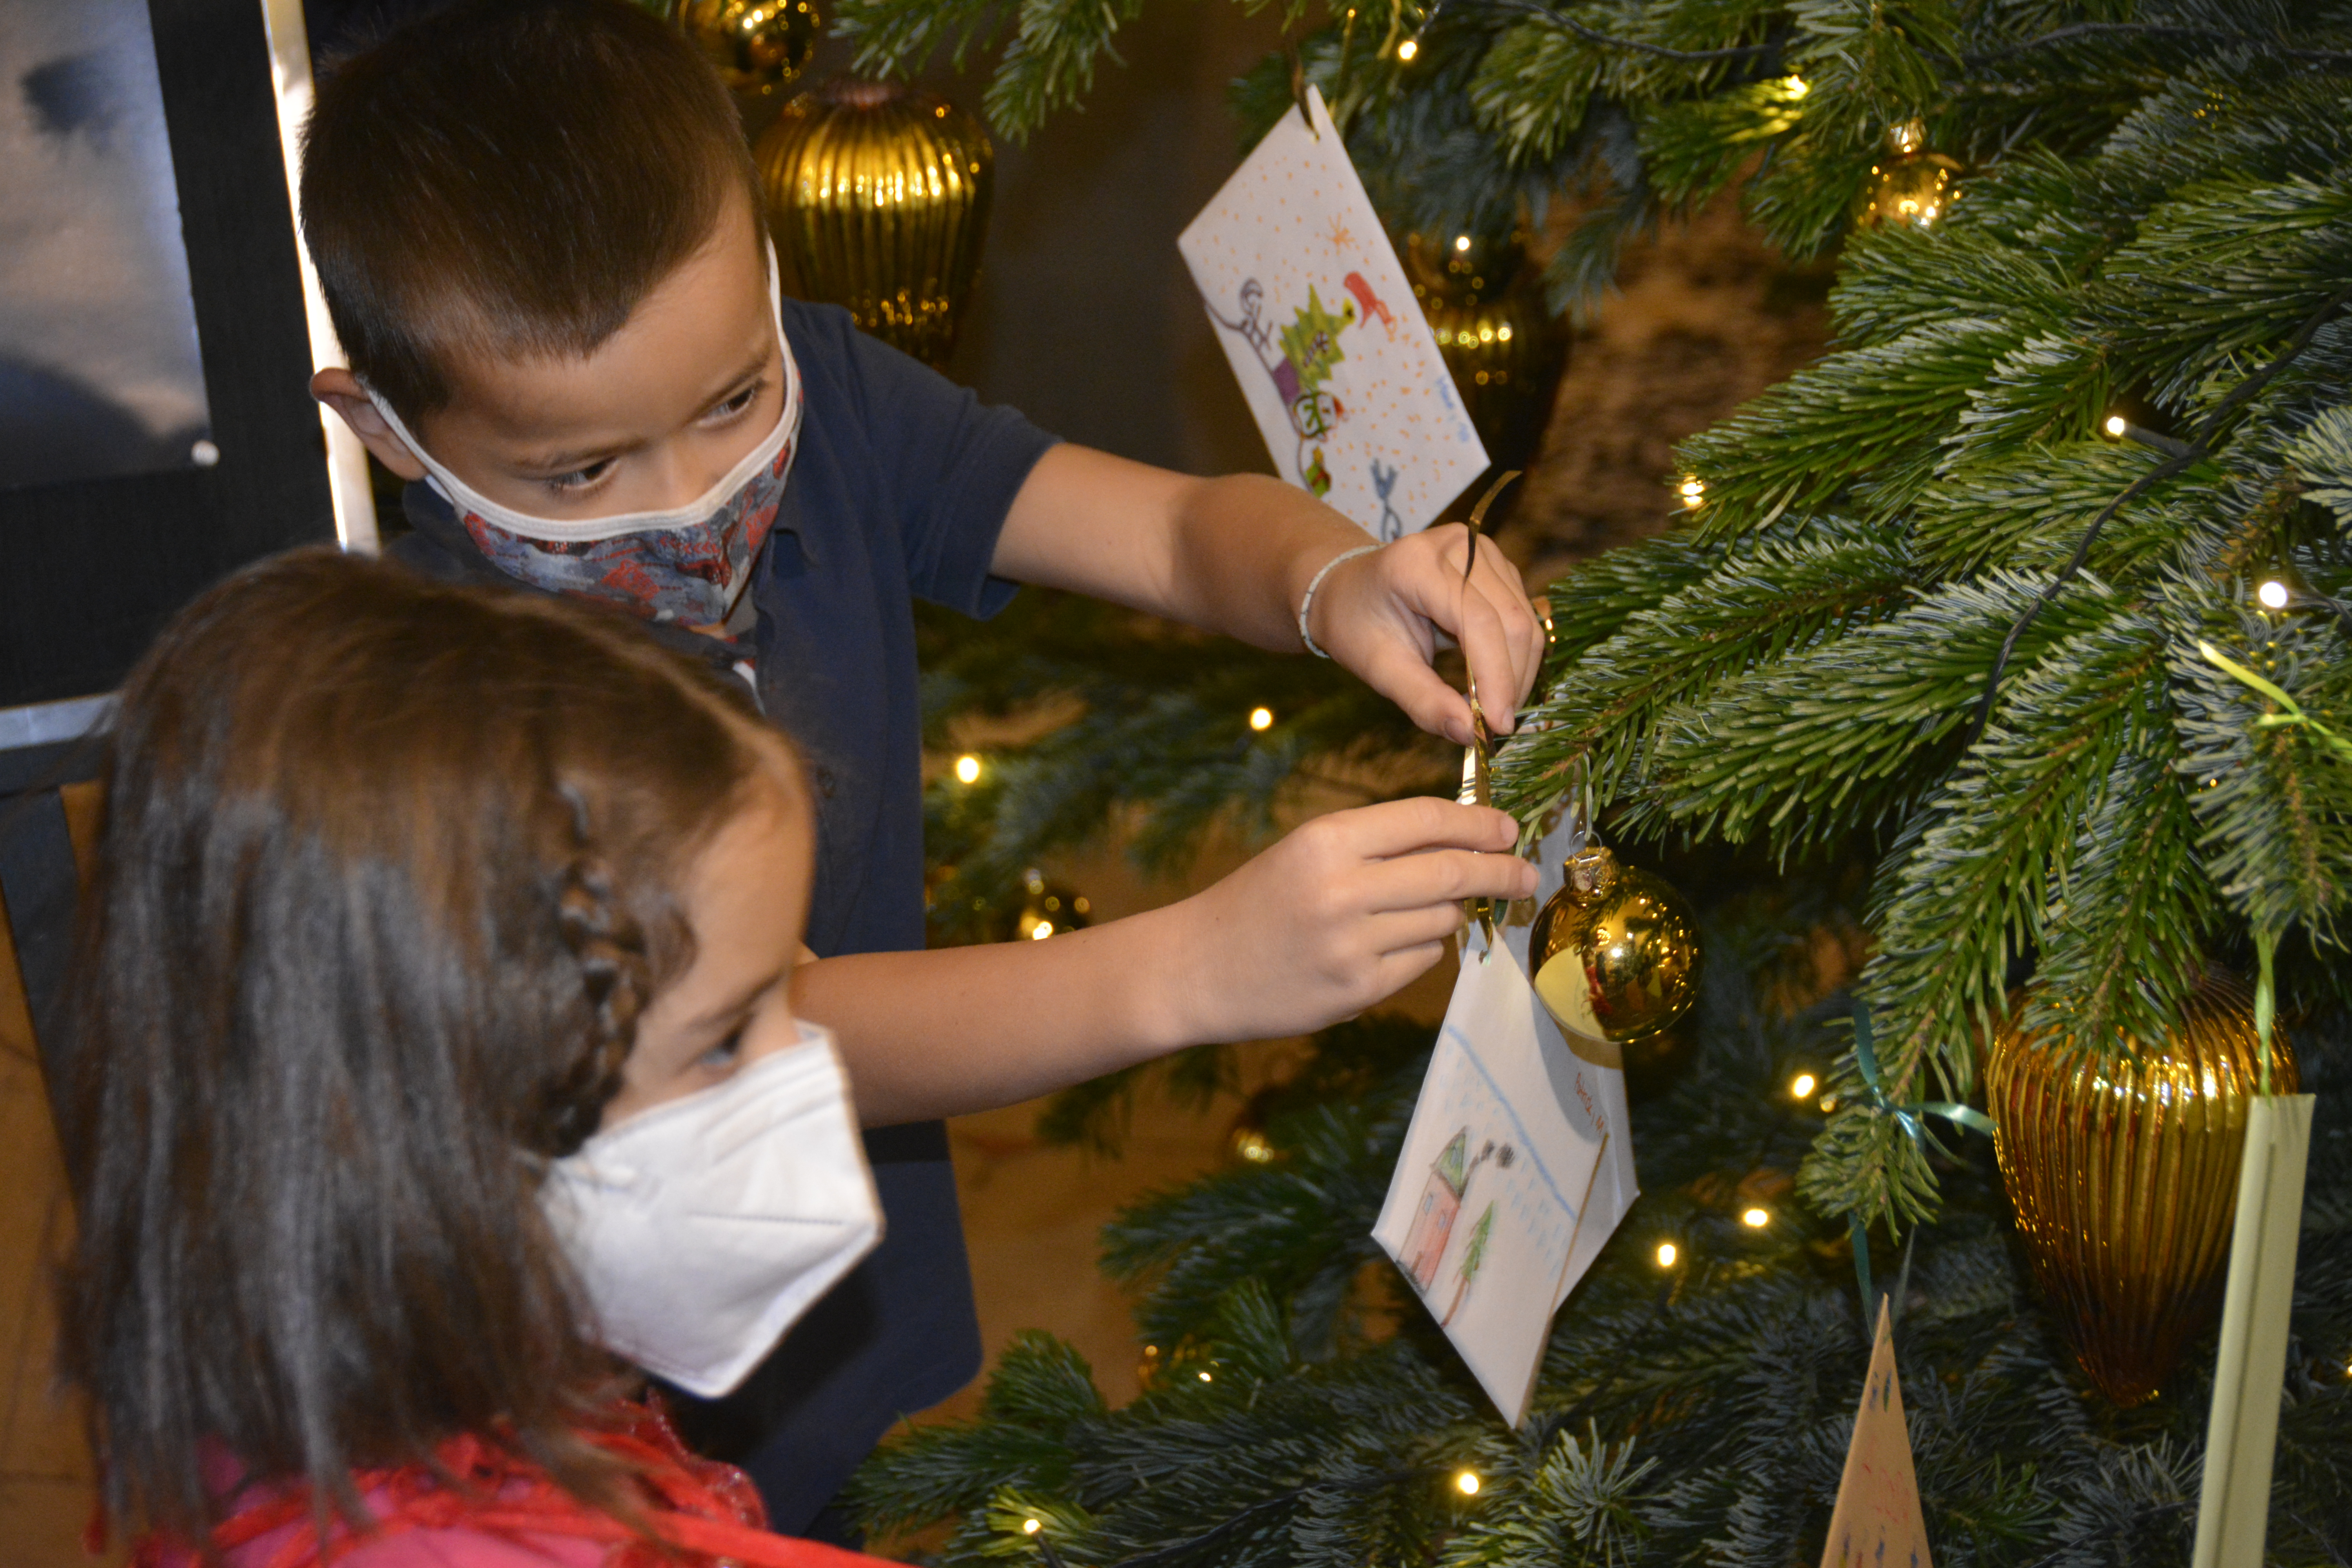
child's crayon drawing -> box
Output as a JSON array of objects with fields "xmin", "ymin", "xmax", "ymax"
[
  {"xmin": 1179, "ymin": 86, "xmax": 1488, "ymax": 539},
  {"xmin": 1373, "ymin": 914, "xmax": 1634, "ymax": 1426},
  {"xmin": 1819, "ymin": 1303, "xmax": 1934, "ymax": 1568}
]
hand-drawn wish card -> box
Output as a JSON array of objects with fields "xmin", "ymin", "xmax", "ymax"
[
  {"xmin": 1177, "ymin": 86, "xmax": 1490, "ymax": 541},
  {"xmin": 1372, "ymin": 906, "xmax": 1637, "ymax": 1426},
  {"xmin": 1820, "ymin": 1301, "xmax": 1934, "ymax": 1568}
]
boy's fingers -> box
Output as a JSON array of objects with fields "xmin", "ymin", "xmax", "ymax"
[
  {"xmin": 1371, "ymin": 940, "xmax": 1451, "ymax": 996},
  {"xmin": 1358, "ymin": 845, "xmax": 1537, "ymax": 912},
  {"xmin": 1463, "ymin": 547, "xmax": 1542, "ymax": 724},
  {"xmin": 1327, "ymin": 798, "xmax": 1520, "ymax": 860},
  {"xmin": 1366, "ymin": 656, "xmax": 1478, "ymax": 745},
  {"xmin": 1457, "ymin": 586, "xmax": 1527, "ymax": 736},
  {"xmin": 1357, "ymin": 903, "xmax": 1479, "ymax": 954}
]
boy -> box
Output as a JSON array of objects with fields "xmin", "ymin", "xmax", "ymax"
[{"xmin": 298, "ymin": 0, "xmax": 1542, "ymax": 1537}]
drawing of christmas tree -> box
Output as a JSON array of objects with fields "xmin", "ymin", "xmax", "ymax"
[{"xmin": 1442, "ymin": 1201, "xmax": 1495, "ymax": 1327}]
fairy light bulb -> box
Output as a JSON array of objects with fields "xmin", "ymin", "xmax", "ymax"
[
  {"xmin": 1249, "ymin": 706, "xmax": 1275, "ymax": 731},
  {"xmin": 1742, "ymin": 1207, "xmax": 1770, "ymax": 1229},
  {"xmin": 2259, "ymin": 579, "xmax": 2290, "ymax": 610},
  {"xmin": 954, "ymin": 754, "xmax": 982, "ymax": 784},
  {"xmin": 2104, "ymin": 414, "xmax": 2128, "ymax": 438},
  {"xmin": 1679, "ymin": 476, "xmax": 1705, "ymax": 509},
  {"xmin": 1453, "ymin": 234, "xmax": 1471, "ymax": 252},
  {"xmin": 1790, "ymin": 1072, "xmax": 1817, "ymax": 1100},
  {"xmin": 1198, "ymin": 1369, "xmax": 1214, "ymax": 1382},
  {"xmin": 1397, "ymin": 36, "xmax": 1419, "ymax": 61},
  {"xmin": 1785, "ymin": 74, "xmax": 1808, "ymax": 97},
  {"xmin": 1655, "ymin": 1241, "xmax": 1678, "ymax": 1268},
  {"xmin": 1023, "ymin": 1519, "xmax": 1043, "ymax": 1535},
  {"xmin": 1454, "ymin": 1469, "xmax": 1481, "ymax": 1495}
]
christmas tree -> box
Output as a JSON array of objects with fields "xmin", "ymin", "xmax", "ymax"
[{"xmin": 835, "ymin": 1, "xmax": 2352, "ymax": 1559}]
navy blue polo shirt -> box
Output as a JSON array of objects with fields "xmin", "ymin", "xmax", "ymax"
[{"xmin": 387, "ymin": 297, "xmax": 1058, "ymax": 1531}]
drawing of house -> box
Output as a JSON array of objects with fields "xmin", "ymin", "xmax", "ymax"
[{"xmin": 1399, "ymin": 1130, "xmax": 1510, "ymax": 1295}]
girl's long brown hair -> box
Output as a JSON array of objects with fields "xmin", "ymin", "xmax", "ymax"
[{"xmin": 56, "ymin": 548, "xmax": 780, "ymax": 1544}]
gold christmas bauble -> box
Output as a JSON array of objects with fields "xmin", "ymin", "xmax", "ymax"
[
  {"xmin": 1864, "ymin": 119, "xmax": 1960, "ymax": 227},
  {"xmin": 1986, "ymin": 971, "xmax": 2299, "ymax": 1406},
  {"xmin": 756, "ymin": 78, "xmax": 994, "ymax": 368},
  {"xmin": 1527, "ymin": 848, "xmax": 1701, "ymax": 1047},
  {"xmin": 676, "ymin": 0, "xmax": 820, "ymax": 98},
  {"xmin": 1404, "ymin": 233, "xmax": 1569, "ymax": 471}
]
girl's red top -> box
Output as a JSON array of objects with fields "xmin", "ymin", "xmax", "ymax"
[{"xmin": 121, "ymin": 1399, "xmax": 894, "ymax": 1568}]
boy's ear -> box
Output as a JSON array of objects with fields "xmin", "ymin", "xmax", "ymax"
[{"xmin": 311, "ymin": 368, "xmax": 429, "ymax": 481}]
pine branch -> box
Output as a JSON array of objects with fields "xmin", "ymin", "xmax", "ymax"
[
  {"xmin": 2021, "ymin": 717, "xmax": 2220, "ymax": 1054},
  {"xmin": 1495, "ymin": 517, "xmax": 1914, "ymax": 817},
  {"xmin": 1811, "ymin": 609, "xmax": 2168, "ymax": 1229},
  {"xmin": 1640, "ymin": 573, "xmax": 2125, "ymax": 855},
  {"xmin": 2173, "ymin": 601, "xmax": 2352, "ymax": 942},
  {"xmin": 1675, "ymin": 322, "xmax": 2012, "ymax": 541},
  {"xmin": 1967, "ymin": 20, "xmax": 2352, "ymax": 71}
]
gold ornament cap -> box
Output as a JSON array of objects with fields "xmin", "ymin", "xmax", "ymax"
[{"xmin": 1561, "ymin": 846, "xmax": 1619, "ymax": 902}]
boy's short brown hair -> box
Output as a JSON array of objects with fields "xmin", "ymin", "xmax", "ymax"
[{"xmin": 300, "ymin": 0, "xmax": 765, "ymax": 421}]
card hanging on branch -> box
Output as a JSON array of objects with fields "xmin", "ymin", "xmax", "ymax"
[
  {"xmin": 1370, "ymin": 838, "xmax": 1636, "ymax": 1425},
  {"xmin": 1820, "ymin": 1301, "xmax": 1933, "ymax": 1568},
  {"xmin": 1178, "ymin": 85, "xmax": 1489, "ymax": 541}
]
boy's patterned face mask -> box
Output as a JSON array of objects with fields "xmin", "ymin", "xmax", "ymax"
[{"xmin": 366, "ymin": 263, "xmax": 802, "ymax": 629}]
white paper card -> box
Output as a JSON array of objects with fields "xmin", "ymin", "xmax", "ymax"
[
  {"xmin": 1372, "ymin": 916, "xmax": 1637, "ymax": 1426},
  {"xmin": 1177, "ymin": 86, "xmax": 1490, "ymax": 539},
  {"xmin": 1521, "ymin": 810, "xmax": 1641, "ymax": 1238}
]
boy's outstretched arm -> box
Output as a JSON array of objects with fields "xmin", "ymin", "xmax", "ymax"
[
  {"xmin": 991, "ymin": 445, "xmax": 1548, "ymax": 747},
  {"xmin": 793, "ymin": 798, "xmax": 1537, "ymax": 1125}
]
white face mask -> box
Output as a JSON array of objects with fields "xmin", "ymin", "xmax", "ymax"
[
  {"xmin": 366, "ymin": 256, "xmax": 804, "ymax": 628},
  {"xmin": 540, "ymin": 1021, "xmax": 882, "ymax": 1397}
]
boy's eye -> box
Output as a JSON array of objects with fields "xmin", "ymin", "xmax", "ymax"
[
  {"xmin": 545, "ymin": 459, "xmax": 616, "ymax": 495},
  {"xmin": 705, "ymin": 381, "xmax": 762, "ymax": 423},
  {"xmin": 695, "ymin": 1030, "xmax": 746, "ymax": 1072}
]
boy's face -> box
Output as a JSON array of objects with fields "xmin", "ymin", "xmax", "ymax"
[{"xmin": 315, "ymin": 190, "xmax": 782, "ymax": 519}]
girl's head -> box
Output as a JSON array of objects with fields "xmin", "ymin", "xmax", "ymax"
[{"xmin": 58, "ymin": 548, "xmax": 813, "ymax": 1536}]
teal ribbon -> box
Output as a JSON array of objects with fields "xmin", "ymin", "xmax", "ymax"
[
  {"xmin": 1852, "ymin": 1000, "xmax": 1997, "ymax": 1140},
  {"xmin": 1845, "ymin": 1000, "xmax": 1995, "ymax": 1331}
]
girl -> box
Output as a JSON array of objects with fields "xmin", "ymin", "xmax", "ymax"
[{"xmin": 58, "ymin": 549, "xmax": 890, "ymax": 1568}]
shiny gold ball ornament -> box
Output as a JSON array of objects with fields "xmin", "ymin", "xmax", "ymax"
[
  {"xmin": 756, "ymin": 78, "xmax": 995, "ymax": 368},
  {"xmin": 1404, "ymin": 232, "xmax": 1568, "ymax": 471},
  {"xmin": 1527, "ymin": 848, "xmax": 1701, "ymax": 1047},
  {"xmin": 1864, "ymin": 118, "xmax": 1961, "ymax": 227},
  {"xmin": 1986, "ymin": 971, "xmax": 2299, "ymax": 1406},
  {"xmin": 675, "ymin": 0, "xmax": 820, "ymax": 98}
]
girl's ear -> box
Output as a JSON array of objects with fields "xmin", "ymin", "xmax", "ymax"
[{"xmin": 310, "ymin": 368, "xmax": 429, "ymax": 481}]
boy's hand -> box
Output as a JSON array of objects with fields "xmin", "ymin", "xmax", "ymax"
[
  {"xmin": 1164, "ymin": 797, "xmax": 1537, "ymax": 1044},
  {"xmin": 994, "ymin": 456, "xmax": 1546, "ymax": 749},
  {"xmin": 1303, "ymin": 524, "xmax": 1548, "ymax": 747},
  {"xmin": 793, "ymin": 797, "xmax": 1535, "ymax": 1122}
]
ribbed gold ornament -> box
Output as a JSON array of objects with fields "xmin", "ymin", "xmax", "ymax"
[
  {"xmin": 1404, "ymin": 233, "xmax": 1568, "ymax": 469},
  {"xmin": 674, "ymin": 0, "xmax": 820, "ymax": 99},
  {"xmin": 1527, "ymin": 847, "xmax": 1702, "ymax": 1049},
  {"xmin": 755, "ymin": 79, "xmax": 993, "ymax": 368},
  {"xmin": 1986, "ymin": 972, "xmax": 2299, "ymax": 1406}
]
